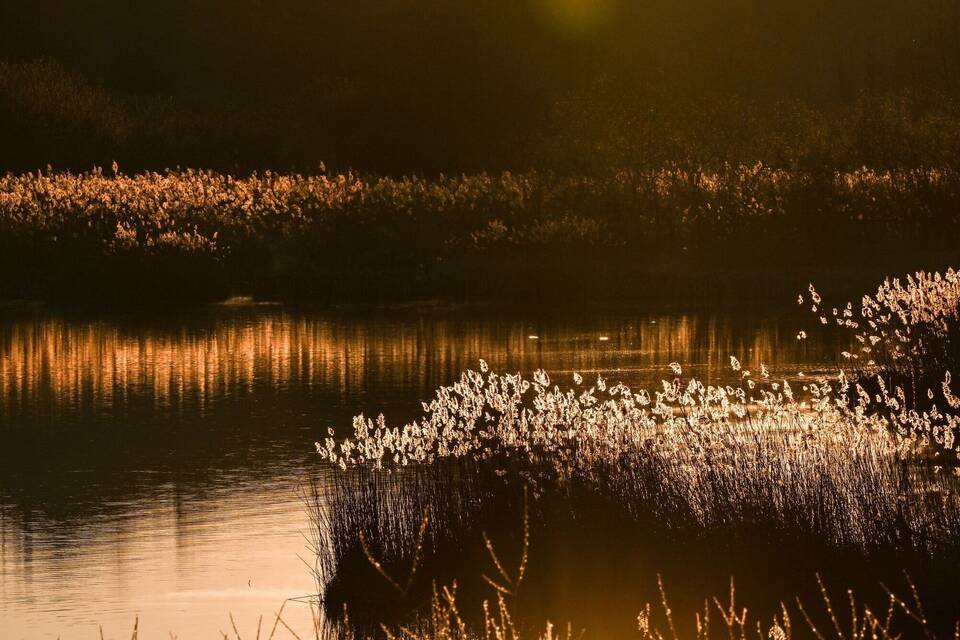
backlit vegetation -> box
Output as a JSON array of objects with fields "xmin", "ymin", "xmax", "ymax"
[
  {"xmin": 806, "ymin": 271, "xmax": 960, "ymax": 464},
  {"xmin": 315, "ymin": 360, "xmax": 960, "ymax": 560},
  {"xmin": 2, "ymin": 167, "xmax": 959, "ymax": 300},
  {"xmin": 312, "ymin": 269, "xmax": 960, "ymax": 635}
]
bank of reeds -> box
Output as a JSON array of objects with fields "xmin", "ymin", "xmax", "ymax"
[
  {"xmin": 311, "ymin": 270, "xmax": 960, "ymax": 633},
  {"xmin": 2, "ymin": 166, "xmax": 959, "ymax": 301},
  {"xmin": 308, "ymin": 481, "xmax": 960, "ymax": 638},
  {"xmin": 312, "ymin": 364, "xmax": 960, "ymax": 626},
  {"xmin": 316, "ymin": 359, "xmax": 960, "ymax": 549}
]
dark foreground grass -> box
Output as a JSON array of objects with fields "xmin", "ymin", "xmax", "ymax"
[
  {"xmin": 91, "ymin": 573, "xmax": 960, "ymax": 639},
  {"xmin": 2, "ymin": 167, "xmax": 959, "ymax": 302},
  {"xmin": 309, "ymin": 458, "xmax": 960, "ymax": 638}
]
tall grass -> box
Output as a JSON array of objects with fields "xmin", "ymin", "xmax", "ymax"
[
  {"xmin": 314, "ymin": 360, "xmax": 960, "ymax": 558},
  {"xmin": 807, "ymin": 269, "xmax": 960, "ymax": 463},
  {"xmin": 312, "ymin": 364, "xmax": 960, "ymax": 628},
  {"xmin": 2, "ymin": 166, "xmax": 960, "ymax": 300},
  {"xmin": 311, "ymin": 270, "xmax": 960, "ymax": 633}
]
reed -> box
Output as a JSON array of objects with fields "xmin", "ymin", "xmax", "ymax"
[
  {"xmin": 2, "ymin": 167, "xmax": 959, "ymax": 301},
  {"xmin": 311, "ymin": 363, "xmax": 960, "ymax": 625},
  {"xmin": 310, "ymin": 498, "xmax": 960, "ymax": 639},
  {"xmin": 311, "ymin": 270, "xmax": 960, "ymax": 632},
  {"xmin": 316, "ymin": 360, "xmax": 960, "ymax": 545},
  {"xmin": 806, "ymin": 270, "xmax": 960, "ymax": 464}
]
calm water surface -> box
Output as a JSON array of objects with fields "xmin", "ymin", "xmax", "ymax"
[{"xmin": 0, "ymin": 302, "xmax": 843, "ymax": 639}]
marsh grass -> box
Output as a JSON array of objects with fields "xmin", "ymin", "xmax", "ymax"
[
  {"xmin": 311, "ymin": 363, "xmax": 960, "ymax": 630},
  {"xmin": 312, "ymin": 444, "xmax": 960, "ymax": 633},
  {"xmin": 311, "ymin": 271, "xmax": 960, "ymax": 634},
  {"xmin": 2, "ymin": 166, "xmax": 959, "ymax": 301},
  {"xmin": 806, "ymin": 269, "xmax": 960, "ymax": 464},
  {"xmin": 316, "ymin": 360, "xmax": 960, "ymax": 547}
]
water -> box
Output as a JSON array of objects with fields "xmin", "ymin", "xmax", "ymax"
[{"xmin": 0, "ymin": 302, "xmax": 844, "ymax": 639}]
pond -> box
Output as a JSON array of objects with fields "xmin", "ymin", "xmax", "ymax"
[{"xmin": 0, "ymin": 301, "xmax": 845, "ymax": 638}]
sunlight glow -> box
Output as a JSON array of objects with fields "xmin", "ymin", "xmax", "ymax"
[{"xmin": 540, "ymin": 0, "xmax": 612, "ymax": 35}]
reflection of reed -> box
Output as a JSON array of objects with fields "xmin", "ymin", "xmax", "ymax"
[{"xmin": 0, "ymin": 311, "xmax": 830, "ymax": 420}]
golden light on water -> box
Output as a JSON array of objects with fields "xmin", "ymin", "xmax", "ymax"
[
  {"xmin": 0, "ymin": 310, "xmax": 828, "ymax": 420},
  {"xmin": 0, "ymin": 306, "xmax": 844, "ymax": 637}
]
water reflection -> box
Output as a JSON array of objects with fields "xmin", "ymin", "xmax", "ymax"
[
  {"xmin": 0, "ymin": 303, "xmax": 842, "ymax": 638},
  {"xmin": 0, "ymin": 307, "xmax": 837, "ymax": 423}
]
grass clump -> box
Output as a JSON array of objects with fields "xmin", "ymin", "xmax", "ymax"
[
  {"xmin": 316, "ymin": 359, "xmax": 960, "ymax": 553},
  {"xmin": 807, "ymin": 268, "xmax": 960, "ymax": 464}
]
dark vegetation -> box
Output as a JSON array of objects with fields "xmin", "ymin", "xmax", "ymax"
[
  {"xmin": 310, "ymin": 460, "xmax": 960, "ymax": 638},
  {"xmin": 2, "ymin": 0, "xmax": 960, "ymax": 174}
]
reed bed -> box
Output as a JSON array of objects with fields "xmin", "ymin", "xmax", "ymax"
[
  {"xmin": 2, "ymin": 166, "xmax": 959, "ymax": 300},
  {"xmin": 313, "ymin": 361, "xmax": 960, "ymax": 575},
  {"xmin": 311, "ymin": 360, "xmax": 960, "ymax": 629},
  {"xmin": 312, "ymin": 269, "xmax": 960, "ymax": 633}
]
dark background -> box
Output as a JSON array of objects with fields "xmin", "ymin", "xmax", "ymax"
[{"xmin": 2, "ymin": 0, "xmax": 960, "ymax": 173}]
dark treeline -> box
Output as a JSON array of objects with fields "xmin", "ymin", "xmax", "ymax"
[{"xmin": 2, "ymin": 0, "xmax": 960, "ymax": 174}]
